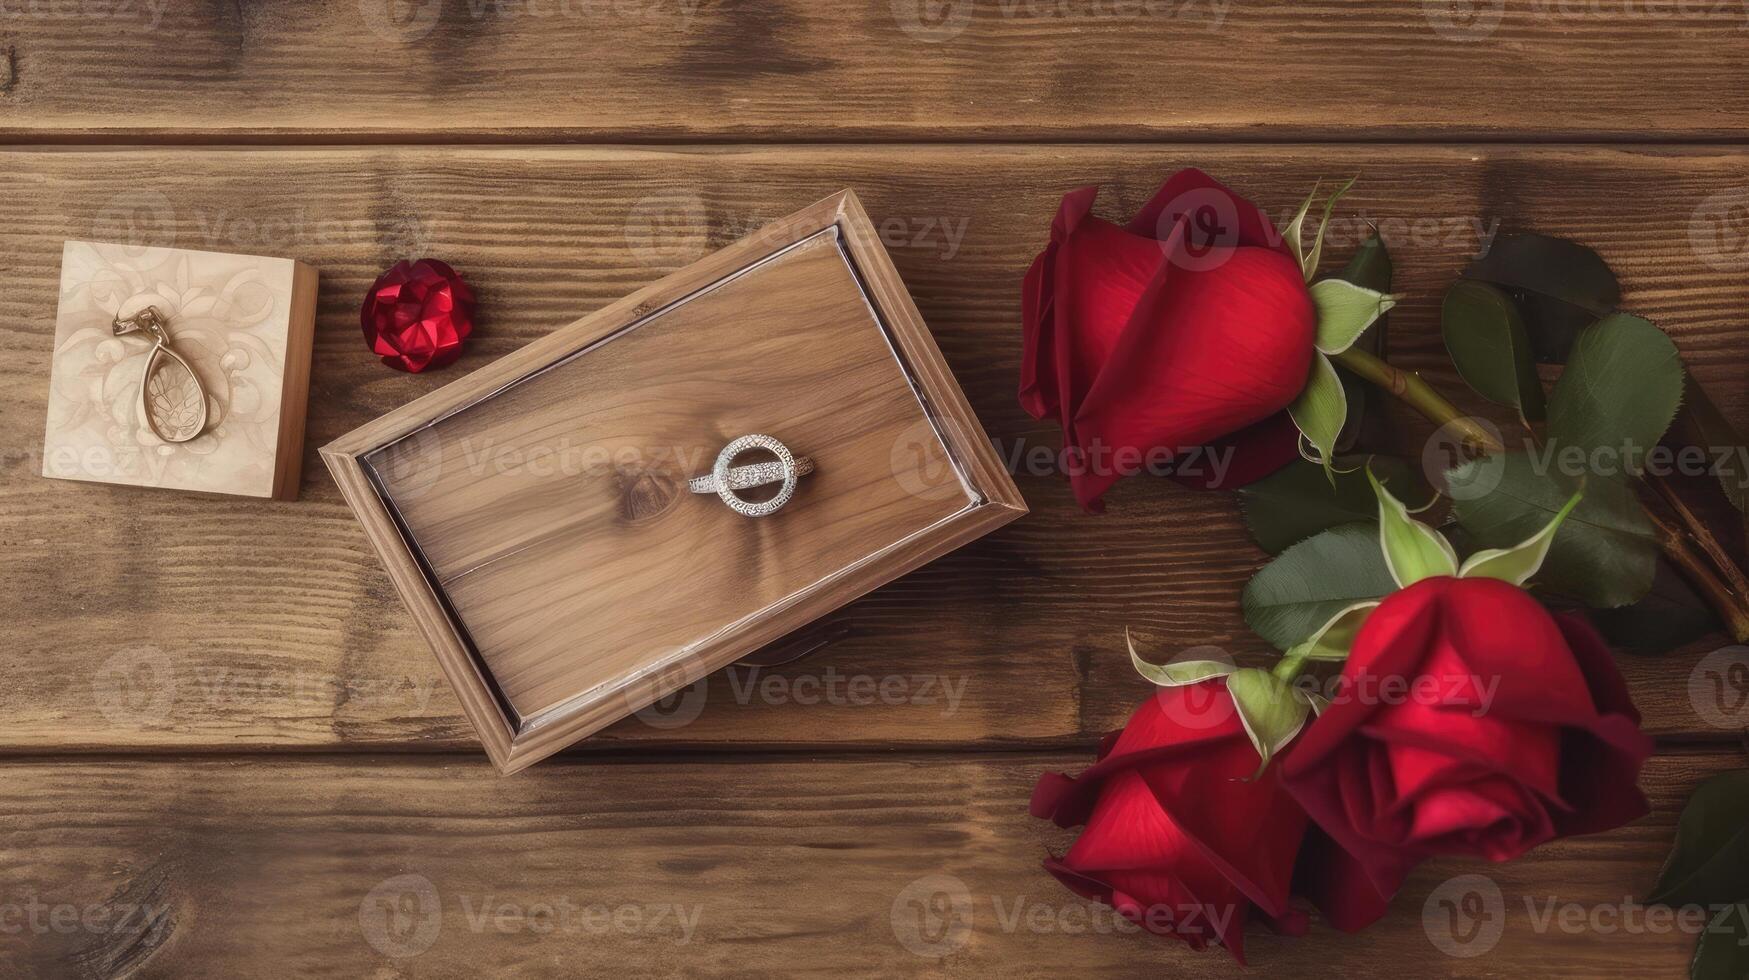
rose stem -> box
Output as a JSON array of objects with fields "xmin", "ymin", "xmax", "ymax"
[
  {"xmin": 1645, "ymin": 471, "xmax": 1749, "ymax": 599},
  {"xmin": 1332, "ymin": 346, "xmax": 1749, "ymax": 642},
  {"xmin": 1330, "ymin": 347, "xmax": 1502, "ymax": 455},
  {"xmin": 1645, "ymin": 506, "xmax": 1749, "ymax": 642}
]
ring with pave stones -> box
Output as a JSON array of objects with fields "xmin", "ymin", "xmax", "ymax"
[{"xmin": 688, "ymin": 434, "xmax": 814, "ymax": 517}]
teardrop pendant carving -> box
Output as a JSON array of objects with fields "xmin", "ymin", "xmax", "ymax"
[
  {"xmin": 113, "ymin": 305, "xmax": 209, "ymax": 444},
  {"xmin": 141, "ymin": 342, "xmax": 208, "ymax": 443}
]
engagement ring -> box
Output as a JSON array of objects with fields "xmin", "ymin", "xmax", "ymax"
[{"xmin": 689, "ymin": 434, "xmax": 814, "ymax": 517}]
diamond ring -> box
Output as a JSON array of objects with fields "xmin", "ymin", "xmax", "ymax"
[{"xmin": 689, "ymin": 434, "xmax": 814, "ymax": 517}]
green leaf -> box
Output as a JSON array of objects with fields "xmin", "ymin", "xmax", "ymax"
[
  {"xmin": 1548, "ymin": 314, "xmax": 1685, "ymax": 474},
  {"xmin": 1442, "ymin": 279, "xmax": 1546, "ymax": 422},
  {"xmin": 1126, "ymin": 629, "xmax": 1237, "ymax": 688},
  {"xmin": 1588, "ymin": 563, "xmax": 1721, "ymax": 655},
  {"xmin": 1649, "ymin": 769, "xmax": 1749, "ymax": 908},
  {"xmin": 1369, "ymin": 468, "xmax": 1458, "ymax": 587},
  {"xmin": 1226, "ymin": 667, "xmax": 1311, "ymax": 771},
  {"xmin": 1312, "ymin": 280, "xmax": 1397, "ymax": 355},
  {"xmin": 1692, "ymin": 904, "xmax": 1749, "ymax": 980},
  {"xmin": 1237, "ymin": 455, "xmax": 1432, "ymax": 554},
  {"xmin": 1448, "ymin": 452, "xmax": 1657, "ymax": 608},
  {"xmin": 1457, "ymin": 488, "xmax": 1581, "ymax": 585},
  {"xmin": 1338, "ymin": 230, "xmax": 1393, "ymax": 295},
  {"xmin": 1462, "ymin": 232, "xmax": 1620, "ymax": 363},
  {"xmin": 1242, "ymin": 522, "xmax": 1398, "ymax": 650},
  {"xmin": 1283, "ymin": 600, "xmax": 1379, "ymax": 662},
  {"xmin": 1302, "ymin": 176, "xmax": 1357, "ymax": 281},
  {"xmin": 1288, "ymin": 352, "xmax": 1346, "ymax": 467},
  {"xmin": 1669, "ymin": 376, "xmax": 1749, "ymax": 516}
]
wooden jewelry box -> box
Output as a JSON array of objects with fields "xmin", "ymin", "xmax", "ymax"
[{"xmin": 323, "ymin": 190, "xmax": 1026, "ymax": 774}]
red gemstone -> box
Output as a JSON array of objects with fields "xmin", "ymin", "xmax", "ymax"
[{"xmin": 361, "ymin": 259, "xmax": 476, "ymax": 373}]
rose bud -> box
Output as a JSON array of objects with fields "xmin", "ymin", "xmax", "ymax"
[
  {"xmin": 362, "ymin": 258, "xmax": 477, "ymax": 373},
  {"xmin": 1020, "ymin": 169, "xmax": 1316, "ymax": 510},
  {"xmin": 1278, "ymin": 576, "xmax": 1654, "ymax": 930},
  {"xmin": 1030, "ymin": 680, "xmax": 1311, "ymax": 963}
]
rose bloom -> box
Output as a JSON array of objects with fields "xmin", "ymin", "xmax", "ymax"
[
  {"xmin": 362, "ymin": 258, "xmax": 477, "ymax": 373},
  {"xmin": 1020, "ymin": 169, "xmax": 1316, "ymax": 510},
  {"xmin": 1279, "ymin": 576, "xmax": 1654, "ymax": 929},
  {"xmin": 1030, "ymin": 680, "xmax": 1310, "ymax": 962}
]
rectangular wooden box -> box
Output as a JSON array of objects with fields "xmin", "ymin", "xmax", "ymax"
[
  {"xmin": 322, "ymin": 190, "xmax": 1026, "ymax": 773},
  {"xmin": 43, "ymin": 241, "xmax": 318, "ymax": 500}
]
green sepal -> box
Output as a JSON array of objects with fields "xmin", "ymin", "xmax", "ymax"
[
  {"xmin": 1282, "ymin": 599, "xmax": 1380, "ymax": 662},
  {"xmin": 1288, "ymin": 352, "xmax": 1346, "ymax": 470},
  {"xmin": 1457, "ymin": 488, "xmax": 1582, "ymax": 586},
  {"xmin": 1126, "ymin": 628, "xmax": 1237, "ymax": 687},
  {"xmin": 1226, "ymin": 667, "xmax": 1312, "ymax": 776},
  {"xmin": 1302, "ymin": 176, "xmax": 1357, "ymax": 281},
  {"xmin": 1282, "ymin": 182, "xmax": 1320, "ymax": 266},
  {"xmin": 1369, "ymin": 468, "xmax": 1458, "ymax": 586},
  {"xmin": 1312, "ymin": 279, "xmax": 1399, "ymax": 355}
]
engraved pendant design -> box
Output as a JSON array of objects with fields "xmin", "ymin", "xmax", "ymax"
[{"xmin": 113, "ymin": 306, "xmax": 209, "ymax": 444}]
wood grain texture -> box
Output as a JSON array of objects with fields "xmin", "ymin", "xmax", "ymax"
[
  {"xmin": 0, "ymin": 749, "xmax": 1734, "ymax": 977},
  {"xmin": 2, "ymin": 2, "xmax": 1749, "ymax": 142},
  {"xmin": 4, "ymin": 144, "xmax": 1749, "ymax": 755}
]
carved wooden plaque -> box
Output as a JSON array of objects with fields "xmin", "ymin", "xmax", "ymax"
[
  {"xmin": 323, "ymin": 190, "xmax": 1025, "ymax": 773},
  {"xmin": 43, "ymin": 241, "xmax": 318, "ymax": 499}
]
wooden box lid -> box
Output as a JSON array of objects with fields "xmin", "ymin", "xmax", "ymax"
[{"xmin": 322, "ymin": 190, "xmax": 1026, "ymax": 773}]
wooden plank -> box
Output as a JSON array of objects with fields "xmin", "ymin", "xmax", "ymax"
[
  {"xmin": 0, "ymin": 750, "xmax": 1731, "ymax": 976},
  {"xmin": 0, "ymin": 3, "xmax": 1747, "ymax": 141},
  {"xmin": 4, "ymin": 144, "xmax": 1749, "ymax": 754}
]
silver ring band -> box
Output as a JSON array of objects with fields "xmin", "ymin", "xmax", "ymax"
[
  {"xmin": 693, "ymin": 434, "xmax": 811, "ymax": 517},
  {"xmin": 687, "ymin": 455, "xmax": 815, "ymax": 494}
]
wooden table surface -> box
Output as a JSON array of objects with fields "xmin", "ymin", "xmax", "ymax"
[{"xmin": 3, "ymin": 4, "xmax": 1747, "ymax": 977}]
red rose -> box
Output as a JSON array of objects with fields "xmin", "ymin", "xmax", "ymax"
[
  {"xmin": 1030, "ymin": 681, "xmax": 1310, "ymax": 963},
  {"xmin": 1279, "ymin": 576, "xmax": 1654, "ymax": 930},
  {"xmin": 362, "ymin": 258, "xmax": 476, "ymax": 373},
  {"xmin": 1020, "ymin": 169, "xmax": 1316, "ymax": 510}
]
